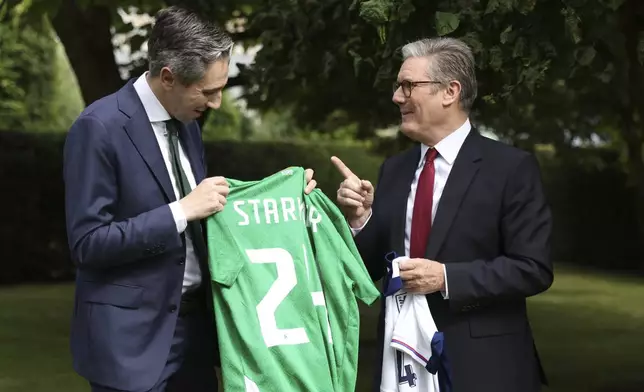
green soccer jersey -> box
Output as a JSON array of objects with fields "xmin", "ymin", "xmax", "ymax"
[{"xmin": 205, "ymin": 167, "xmax": 380, "ymax": 391}]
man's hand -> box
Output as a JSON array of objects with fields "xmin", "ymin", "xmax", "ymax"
[
  {"xmin": 331, "ymin": 156, "xmax": 374, "ymax": 228},
  {"xmin": 399, "ymin": 258, "xmax": 446, "ymax": 294},
  {"xmin": 179, "ymin": 176, "xmax": 229, "ymax": 221},
  {"xmin": 304, "ymin": 168, "xmax": 317, "ymax": 195}
]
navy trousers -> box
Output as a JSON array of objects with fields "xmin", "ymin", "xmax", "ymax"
[{"xmin": 90, "ymin": 301, "xmax": 218, "ymax": 392}]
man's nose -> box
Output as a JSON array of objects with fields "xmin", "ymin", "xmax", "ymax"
[
  {"xmin": 392, "ymin": 90, "xmax": 405, "ymax": 105},
  {"xmin": 206, "ymin": 91, "xmax": 223, "ymax": 110}
]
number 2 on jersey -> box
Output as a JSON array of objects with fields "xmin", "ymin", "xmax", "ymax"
[{"xmin": 245, "ymin": 247, "xmax": 332, "ymax": 348}]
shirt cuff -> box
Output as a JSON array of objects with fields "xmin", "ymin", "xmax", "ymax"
[
  {"xmin": 169, "ymin": 201, "xmax": 188, "ymax": 233},
  {"xmin": 441, "ymin": 264, "xmax": 449, "ymax": 299},
  {"xmin": 349, "ymin": 210, "xmax": 373, "ymax": 237}
]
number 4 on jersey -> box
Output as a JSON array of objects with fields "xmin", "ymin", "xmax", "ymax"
[
  {"xmin": 397, "ymin": 352, "xmax": 417, "ymax": 387},
  {"xmin": 399, "ymin": 365, "xmax": 417, "ymax": 387}
]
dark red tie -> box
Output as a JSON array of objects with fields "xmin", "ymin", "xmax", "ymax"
[{"xmin": 410, "ymin": 148, "xmax": 438, "ymax": 258}]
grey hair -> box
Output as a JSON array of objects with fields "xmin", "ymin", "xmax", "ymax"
[
  {"xmin": 147, "ymin": 6, "xmax": 233, "ymax": 85},
  {"xmin": 401, "ymin": 37, "xmax": 477, "ymax": 112}
]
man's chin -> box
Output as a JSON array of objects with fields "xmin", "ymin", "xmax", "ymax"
[{"xmin": 177, "ymin": 111, "xmax": 203, "ymax": 122}]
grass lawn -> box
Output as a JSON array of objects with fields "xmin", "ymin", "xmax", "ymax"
[{"xmin": 1, "ymin": 264, "xmax": 643, "ymax": 391}]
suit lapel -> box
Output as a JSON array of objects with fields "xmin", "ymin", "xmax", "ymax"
[
  {"xmin": 426, "ymin": 131, "xmax": 483, "ymax": 259},
  {"xmin": 177, "ymin": 122, "xmax": 205, "ymax": 184},
  {"xmin": 118, "ymin": 80, "xmax": 176, "ymax": 202},
  {"xmin": 389, "ymin": 146, "xmax": 421, "ymax": 256}
]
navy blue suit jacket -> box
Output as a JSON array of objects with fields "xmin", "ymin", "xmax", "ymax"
[
  {"xmin": 356, "ymin": 130, "xmax": 553, "ymax": 392},
  {"xmin": 63, "ymin": 79, "xmax": 212, "ymax": 391}
]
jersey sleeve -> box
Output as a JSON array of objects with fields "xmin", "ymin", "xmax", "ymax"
[
  {"xmin": 335, "ymin": 214, "xmax": 381, "ymax": 305},
  {"xmin": 309, "ymin": 190, "xmax": 380, "ymax": 305},
  {"xmin": 205, "ymin": 205, "xmax": 247, "ymax": 287},
  {"xmin": 390, "ymin": 293, "xmax": 437, "ymax": 368}
]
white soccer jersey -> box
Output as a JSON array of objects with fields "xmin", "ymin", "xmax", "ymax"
[{"xmin": 380, "ymin": 253, "xmax": 451, "ymax": 392}]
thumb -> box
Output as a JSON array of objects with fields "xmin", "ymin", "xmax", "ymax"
[
  {"xmin": 398, "ymin": 259, "xmax": 416, "ymax": 270},
  {"xmin": 361, "ymin": 180, "xmax": 374, "ymax": 192}
]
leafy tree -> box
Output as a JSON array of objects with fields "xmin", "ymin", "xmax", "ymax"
[
  {"xmin": 236, "ymin": 0, "xmax": 398, "ymax": 138},
  {"xmin": 0, "ymin": 5, "xmax": 81, "ymax": 132},
  {"xmin": 236, "ymin": 0, "xmax": 644, "ymax": 260},
  {"xmin": 49, "ymin": 40, "xmax": 86, "ymax": 130},
  {"xmin": 5, "ymin": 0, "xmax": 644, "ymax": 256},
  {"xmin": 236, "ymin": 0, "xmax": 566, "ymax": 135}
]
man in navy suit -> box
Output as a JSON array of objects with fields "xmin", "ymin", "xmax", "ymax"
[
  {"xmin": 63, "ymin": 6, "xmax": 316, "ymax": 392},
  {"xmin": 333, "ymin": 37, "xmax": 553, "ymax": 392}
]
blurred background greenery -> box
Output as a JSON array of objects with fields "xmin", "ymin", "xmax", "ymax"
[{"xmin": 1, "ymin": 0, "xmax": 643, "ymax": 391}]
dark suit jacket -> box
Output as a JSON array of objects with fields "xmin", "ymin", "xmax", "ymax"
[
  {"xmin": 63, "ymin": 79, "xmax": 214, "ymax": 392},
  {"xmin": 356, "ymin": 129, "xmax": 553, "ymax": 392}
]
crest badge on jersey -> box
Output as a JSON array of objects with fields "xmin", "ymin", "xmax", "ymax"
[{"xmin": 395, "ymin": 293, "xmax": 407, "ymax": 313}]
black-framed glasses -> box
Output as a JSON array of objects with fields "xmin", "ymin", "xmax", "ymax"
[{"xmin": 393, "ymin": 80, "xmax": 442, "ymax": 97}]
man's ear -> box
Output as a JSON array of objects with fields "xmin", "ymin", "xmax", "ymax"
[
  {"xmin": 442, "ymin": 80, "xmax": 462, "ymax": 106},
  {"xmin": 159, "ymin": 67, "xmax": 176, "ymax": 90}
]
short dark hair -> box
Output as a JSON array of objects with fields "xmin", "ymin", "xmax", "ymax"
[{"xmin": 147, "ymin": 6, "xmax": 233, "ymax": 85}]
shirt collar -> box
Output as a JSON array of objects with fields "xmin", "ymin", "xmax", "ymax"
[
  {"xmin": 419, "ymin": 118, "xmax": 471, "ymax": 167},
  {"xmin": 133, "ymin": 72, "xmax": 172, "ymax": 123}
]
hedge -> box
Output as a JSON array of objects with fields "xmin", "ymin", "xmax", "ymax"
[
  {"xmin": 0, "ymin": 131, "xmax": 381, "ymax": 284},
  {"xmin": 0, "ymin": 131, "xmax": 640, "ymax": 284},
  {"xmin": 538, "ymin": 148, "xmax": 641, "ymax": 270}
]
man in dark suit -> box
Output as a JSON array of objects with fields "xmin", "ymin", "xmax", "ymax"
[
  {"xmin": 332, "ymin": 37, "xmax": 553, "ymax": 392},
  {"xmin": 63, "ymin": 6, "xmax": 316, "ymax": 392}
]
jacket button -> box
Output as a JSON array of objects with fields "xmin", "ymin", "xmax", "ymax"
[
  {"xmin": 168, "ymin": 304, "xmax": 177, "ymax": 313},
  {"xmin": 178, "ymin": 258, "xmax": 185, "ymax": 265}
]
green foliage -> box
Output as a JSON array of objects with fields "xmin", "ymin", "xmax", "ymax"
[
  {"xmin": 475, "ymin": 0, "xmax": 644, "ymax": 155},
  {"xmin": 1, "ymin": 0, "xmax": 63, "ymax": 27},
  {"xmin": 0, "ymin": 17, "xmax": 75, "ymax": 132},
  {"xmin": 5, "ymin": 0, "xmax": 642, "ymax": 158},
  {"xmin": 230, "ymin": 0, "xmax": 643, "ymax": 161},
  {"xmin": 4, "ymin": 0, "xmax": 262, "ymax": 106},
  {"xmin": 238, "ymin": 0, "xmax": 400, "ymax": 137},
  {"xmin": 49, "ymin": 39, "xmax": 85, "ymax": 130},
  {"xmin": 201, "ymin": 92, "xmax": 246, "ymax": 141},
  {"xmin": 235, "ymin": 0, "xmax": 575, "ymax": 135},
  {"xmin": 435, "ymin": 11, "xmax": 459, "ymax": 36},
  {"xmin": 251, "ymin": 106, "xmax": 372, "ymax": 144},
  {"xmin": 0, "ymin": 1, "xmax": 84, "ymax": 133},
  {"xmin": 359, "ymin": 0, "xmax": 390, "ymax": 26},
  {"xmin": 200, "ymin": 93, "xmax": 358, "ymax": 143}
]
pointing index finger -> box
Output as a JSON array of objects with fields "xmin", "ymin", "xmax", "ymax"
[{"xmin": 331, "ymin": 156, "xmax": 357, "ymax": 180}]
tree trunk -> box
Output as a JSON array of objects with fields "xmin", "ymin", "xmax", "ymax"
[
  {"xmin": 51, "ymin": 0, "xmax": 123, "ymax": 107},
  {"xmin": 621, "ymin": 0, "xmax": 644, "ymax": 265}
]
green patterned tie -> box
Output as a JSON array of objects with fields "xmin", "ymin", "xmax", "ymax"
[{"xmin": 165, "ymin": 119, "xmax": 209, "ymax": 273}]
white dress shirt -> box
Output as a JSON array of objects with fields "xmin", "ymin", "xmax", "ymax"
[
  {"xmin": 352, "ymin": 119, "xmax": 472, "ymax": 298},
  {"xmin": 133, "ymin": 73, "xmax": 202, "ymax": 293}
]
